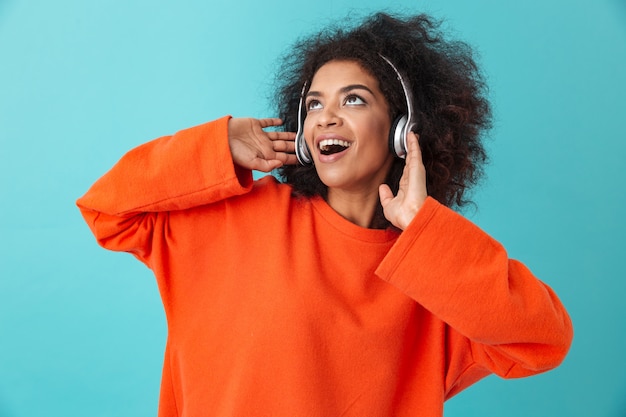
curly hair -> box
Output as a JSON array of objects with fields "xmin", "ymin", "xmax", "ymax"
[{"xmin": 274, "ymin": 12, "xmax": 491, "ymax": 219}]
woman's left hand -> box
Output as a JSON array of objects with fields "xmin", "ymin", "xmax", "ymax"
[{"xmin": 379, "ymin": 132, "xmax": 428, "ymax": 230}]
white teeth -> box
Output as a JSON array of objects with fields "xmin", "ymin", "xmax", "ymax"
[{"xmin": 319, "ymin": 139, "xmax": 351, "ymax": 151}]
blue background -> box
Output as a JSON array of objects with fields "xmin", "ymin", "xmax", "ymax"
[{"xmin": 1, "ymin": 0, "xmax": 625, "ymax": 416}]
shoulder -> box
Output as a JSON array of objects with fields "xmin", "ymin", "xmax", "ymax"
[
  {"xmin": 226, "ymin": 174, "xmax": 303, "ymax": 213},
  {"xmin": 250, "ymin": 174, "xmax": 293, "ymax": 199}
]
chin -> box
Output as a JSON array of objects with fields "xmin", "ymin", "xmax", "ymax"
[
  {"xmin": 317, "ymin": 175, "xmax": 344, "ymax": 190},
  {"xmin": 314, "ymin": 166, "xmax": 348, "ymax": 188}
]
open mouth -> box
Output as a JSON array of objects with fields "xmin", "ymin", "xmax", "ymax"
[{"xmin": 319, "ymin": 139, "xmax": 351, "ymax": 155}]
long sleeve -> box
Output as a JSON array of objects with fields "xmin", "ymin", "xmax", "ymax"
[
  {"xmin": 76, "ymin": 116, "xmax": 253, "ymax": 265},
  {"xmin": 375, "ymin": 197, "xmax": 573, "ymax": 396}
]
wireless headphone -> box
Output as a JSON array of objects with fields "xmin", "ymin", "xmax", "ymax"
[
  {"xmin": 295, "ymin": 82, "xmax": 312, "ymax": 165},
  {"xmin": 294, "ymin": 54, "xmax": 417, "ymax": 165}
]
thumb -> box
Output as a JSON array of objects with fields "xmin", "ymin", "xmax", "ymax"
[
  {"xmin": 379, "ymin": 184, "xmax": 394, "ymax": 208},
  {"xmin": 251, "ymin": 158, "xmax": 283, "ymax": 173}
]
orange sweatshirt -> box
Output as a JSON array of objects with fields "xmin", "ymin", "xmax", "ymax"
[{"xmin": 77, "ymin": 116, "xmax": 572, "ymax": 417}]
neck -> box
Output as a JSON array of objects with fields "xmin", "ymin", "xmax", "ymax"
[{"xmin": 326, "ymin": 187, "xmax": 381, "ymax": 228}]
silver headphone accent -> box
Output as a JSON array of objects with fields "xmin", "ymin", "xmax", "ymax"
[
  {"xmin": 379, "ymin": 55, "xmax": 418, "ymax": 159},
  {"xmin": 294, "ymin": 55, "xmax": 417, "ymax": 165},
  {"xmin": 294, "ymin": 82, "xmax": 312, "ymax": 165}
]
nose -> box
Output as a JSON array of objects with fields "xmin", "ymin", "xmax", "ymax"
[{"xmin": 317, "ymin": 104, "xmax": 342, "ymax": 128}]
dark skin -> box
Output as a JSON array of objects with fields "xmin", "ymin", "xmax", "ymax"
[
  {"xmin": 228, "ymin": 61, "xmax": 427, "ymax": 230},
  {"xmin": 228, "ymin": 115, "xmax": 426, "ymax": 231}
]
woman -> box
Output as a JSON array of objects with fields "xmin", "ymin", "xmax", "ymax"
[{"xmin": 77, "ymin": 12, "xmax": 572, "ymax": 417}]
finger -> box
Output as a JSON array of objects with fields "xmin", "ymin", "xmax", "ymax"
[
  {"xmin": 259, "ymin": 152, "xmax": 300, "ymax": 169},
  {"xmin": 272, "ymin": 139, "xmax": 296, "ymax": 153},
  {"xmin": 271, "ymin": 149, "xmax": 298, "ymax": 165},
  {"xmin": 407, "ymin": 132, "xmax": 422, "ymax": 160},
  {"xmin": 405, "ymin": 134, "xmax": 425, "ymax": 177},
  {"xmin": 282, "ymin": 154, "xmax": 299, "ymax": 166},
  {"xmin": 267, "ymin": 131, "xmax": 296, "ymax": 141},
  {"xmin": 250, "ymin": 158, "xmax": 283, "ymax": 172},
  {"xmin": 404, "ymin": 133, "xmax": 428, "ymax": 204},
  {"xmin": 258, "ymin": 118, "xmax": 283, "ymax": 128}
]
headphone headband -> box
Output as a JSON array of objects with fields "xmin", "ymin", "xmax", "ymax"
[{"xmin": 379, "ymin": 55, "xmax": 417, "ymax": 159}]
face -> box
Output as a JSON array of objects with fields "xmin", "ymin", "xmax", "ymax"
[{"xmin": 303, "ymin": 60, "xmax": 394, "ymax": 194}]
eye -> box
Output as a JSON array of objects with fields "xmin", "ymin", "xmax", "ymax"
[
  {"xmin": 306, "ymin": 99, "xmax": 322, "ymax": 111},
  {"xmin": 344, "ymin": 94, "xmax": 366, "ymax": 106}
]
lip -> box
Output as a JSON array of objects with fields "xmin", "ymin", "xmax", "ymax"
[
  {"xmin": 314, "ymin": 133, "xmax": 353, "ymax": 163},
  {"xmin": 314, "ymin": 133, "xmax": 352, "ymax": 148}
]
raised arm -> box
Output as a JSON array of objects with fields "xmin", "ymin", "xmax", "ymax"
[
  {"xmin": 76, "ymin": 116, "xmax": 295, "ymax": 263},
  {"xmin": 377, "ymin": 131, "xmax": 572, "ymax": 394},
  {"xmin": 376, "ymin": 198, "xmax": 573, "ymax": 395}
]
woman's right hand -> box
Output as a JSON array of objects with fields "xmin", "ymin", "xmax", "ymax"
[{"xmin": 228, "ymin": 117, "xmax": 297, "ymax": 172}]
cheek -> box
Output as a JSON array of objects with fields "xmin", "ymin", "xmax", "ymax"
[{"xmin": 365, "ymin": 118, "xmax": 391, "ymax": 150}]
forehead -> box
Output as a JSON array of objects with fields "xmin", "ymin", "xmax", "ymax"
[{"xmin": 309, "ymin": 60, "xmax": 380, "ymax": 90}]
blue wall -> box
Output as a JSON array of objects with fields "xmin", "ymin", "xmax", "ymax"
[{"xmin": 1, "ymin": 0, "xmax": 624, "ymax": 416}]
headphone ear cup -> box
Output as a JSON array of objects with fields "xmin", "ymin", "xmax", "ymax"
[
  {"xmin": 294, "ymin": 86, "xmax": 313, "ymax": 165},
  {"xmin": 389, "ymin": 115, "xmax": 408, "ymax": 158},
  {"xmin": 295, "ymin": 131, "xmax": 313, "ymax": 165}
]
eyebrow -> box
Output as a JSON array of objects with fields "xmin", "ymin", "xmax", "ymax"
[{"xmin": 306, "ymin": 84, "xmax": 375, "ymax": 98}]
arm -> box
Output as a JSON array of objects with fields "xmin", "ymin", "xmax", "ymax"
[
  {"xmin": 377, "ymin": 133, "xmax": 572, "ymax": 393},
  {"xmin": 76, "ymin": 116, "xmax": 296, "ymax": 264},
  {"xmin": 376, "ymin": 198, "xmax": 572, "ymax": 378}
]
